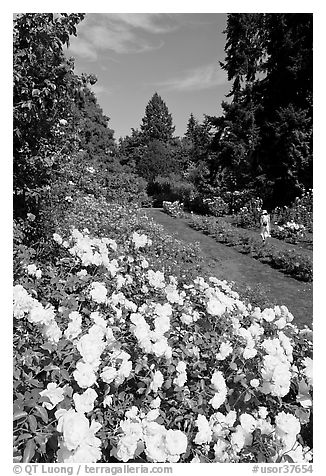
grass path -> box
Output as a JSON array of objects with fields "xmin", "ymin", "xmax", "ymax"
[{"xmin": 143, "ymin": 208, "xmax": 312, "ymax": 328}]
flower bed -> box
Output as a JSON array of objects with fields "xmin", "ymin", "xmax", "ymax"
[
  {"xmin": 271, "ymin": 221, "xmax": 306, "ymax": 245},
  {"xmin": 272, "ymin": 190, "xmax": 313, "ymax": 234},
  {"xmin": 186, "ymin": 215, "xmax": 312, "ymax": 282},
  {"xmin": 27, "ymin": 195, "xmax": 204, "ymax": 283},
  {"xmin": 231, "ymin": 197, "xmax": 264, "ymax": 228},
  {"xmin": 13, "ymin": 228, "xmax": 312, "ymax": 463},
  {"xmin": 162, "ymin": 200, "xmax": 186, "ymax": 218}
]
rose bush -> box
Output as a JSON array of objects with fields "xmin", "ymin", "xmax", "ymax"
[
  {"xmin": 13, "ymin": 227, "xmax": 313, "ymax": 463},
  {"xmin": 271, "ymin": 221, "xmax": 306, "ymax": 245},
  {"xmin": 272, "ymin": 190, "xmax": 313, "ymax": 234},
  {"xmin": 163, "ymin": 201, "xmax": 186, "ymax": 218}
]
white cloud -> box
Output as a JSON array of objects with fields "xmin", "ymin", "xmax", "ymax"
[
  {"xmin": 68, "ymin": 38, "xmax": 97, "ymax": 61},
  {"xmin": 67, "ymin": 13, "xmax": 175, "ymax": 60},
  {"xmin": 156, "ymin": 63, "xmax": 229, "ymax": 92},
  {"xmin": 105, "ymin": 13, "xmax": 176, "ymax": 34}
]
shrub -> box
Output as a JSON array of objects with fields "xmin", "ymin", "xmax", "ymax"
[
  {"xmin": 136, "ymin": 140, "xmax": 178, "ymax": 182},
  {"xmin": 271, "ymin": 221, "xmax": 306, "ymax": 244},
  {"xmin": 13, "ymin": 14, "xmax": 86, "ymax": 218},
  {"xmin": 201, "ymin": 196, "xmax": 229, "ymax": 217},
  {"xmin": 162, "ymin": 201, "xmax": 186, "ymax": 218},
  {"xmin": 272, "ymin": 189, "xmax": 313, "ymax": 233},
  {"xmin": 105, "ymin": 173, "xmax": 148, "ymax": 205},
  {"xmin": 232, "ymin": 197, "xmax": 264, "ymax": 228},
  {"xmin": 222, "ymin": 189, "xmax": 257, "ymax": 214},
  {"xmin": 148, "ymin": 175, "xmax": 196, "ymax": 208}
]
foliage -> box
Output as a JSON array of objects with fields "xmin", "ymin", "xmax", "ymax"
[
  {"xmin": 272, "ymin": 190, "xmax": 313, "ymax": 234},
  {"xmin": 73, "ymin": 85, "xmax": 116, "ymax": 163},
  {"xmin": 136, "ymin": 140, "xmax": 179, "ymax": 182},
  {"xmin": 148, "ymin": 174, "xmax": 196, "ymax": 207},
  {"xmin": 140, "ymin": 92, "xmax": 175, "ymax": 144},
  {"xmin": 14, "ymin": 228, "xmax": 312, "ymax": 463},
  {"xmin": 105, "ymin": 174, "xmax": 148, "ymax": 205},
  {"xmin": 200, "ymin": 197, "xmax": 229, "ymax": 217},
  {"xmin": 271, "ymin": 222, "xmax": 306, "ymax": 245},
  {"xmin": 162, "ymin": 201, "xmax": 186, "ymax": 219},
  {"xmin": 184, "ymin": 114, "xmax": 212, "ymax": 164},
  {"xmin": 13, "ymin": 13, "xmax": 86, "ymax": 217},
  {"xmin": 232, "ymin": 197, "xmax": 264, "ymax": 228},
  {"xmin": 208, "ymin": 13, "xmax": 312, "ymax": 207}
]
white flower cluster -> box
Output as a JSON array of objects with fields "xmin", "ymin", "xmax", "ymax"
[
  {"xmin": 278, "ymin": 221, "xmax": 305, "ymax": 232},
  {"xmin": 112, "ymin": 406, "xmax": 188, "ymax": 463},
  {"xmin": 132, "ymin": 231, "xmax": 152, "ymax": 250},
  {"xmin": 64, "ymin": 311, "xmax": 82, "ymax": 340},
  {"xmin": 55, "ymin": 408, "xmax": 101, "ymax": 462},
  {"xmin": 26, "ymin": 263, "xmax": 42, "ymax": 279},
  {"xmin": 100, "ymin": 349, "xmax": 132, "ymax": 387},
  {"xmin": 210, "ymin": 371, "xmax": 228, "ymax": 409},
  {"xmin": 147, "ymin": 269, "xmax": 165, "ymax": 289},
  {"xmin": 74, "ymin": 320, "xmax": 114, "ymax": 389},
  {"xmin": 68, "ymin": 229, "xmax": 118, "ymax": 271},
  {"xmin": 130, "ymin": 302, "xmax": 173, "ymax": 359},
  {"xmin": 162, "ymin": 201, "xmax": 184, "ymax": 218},
  {"xmin": 174, "ymin": 361, "xmax": 187, "ymax": 387},
  {"xmin": 194, "ymin": 408, "xmax": 311, "ymax": 463},
  {"xmin": 260, "ymin": 334, "xmax": 293, "ymax": 397},
  {"xmin": 13, "ymin": 285, "xmax": 62, "ymax": 343},
  {"xmin": 40, "ymin": 382, "xmax": 65, "ymax": 410}
]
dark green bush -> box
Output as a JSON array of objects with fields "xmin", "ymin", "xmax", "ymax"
[{"xmin": 148, "ymin": 174, "xmax": 196, "ymax": 207}]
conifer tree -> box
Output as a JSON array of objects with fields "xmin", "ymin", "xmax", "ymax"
[{"xmin": 140, "ymin": 92, "xmax": 175, "ymax": 144}]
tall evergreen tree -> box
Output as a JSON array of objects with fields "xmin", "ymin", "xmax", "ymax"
[
  {"xmin": 209, "ymin": 13, "xmax": 312, "ymax": 205},
  {"xmin": 259, "ymin": 13, "xmax": 313, "ymax": 203},
  {"xmin": 140, "ymin": 92, "xmax": 175, "ymax": 144},
  {"xmin": 73, "ymin": 84, "xmax": 115, "ymax": 164},
  {"xmin": 185, "ymin": 113, "xmax": 198, "ymax": 142}
]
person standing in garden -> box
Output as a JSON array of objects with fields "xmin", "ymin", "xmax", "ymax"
[{"xmin": 260, "ymin": 209, "xmax": 271, "ymax": 243}]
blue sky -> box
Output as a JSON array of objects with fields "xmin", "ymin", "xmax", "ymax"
[{"xmin": 66, "ymin": 13, "xmax": 232, "ymax": 140}]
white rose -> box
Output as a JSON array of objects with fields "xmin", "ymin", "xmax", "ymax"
[
  {"xmin": 73, "ymin": 388, "xmax": 97, "ymax": 414},
  {"xmin": 150, "ymin": 370, "xmax": 164, "ymax": 393},
  {"xmin": 261, "ymin": 308, "xmax": 275, "ymax": 322},
  {"xmin": 73, "ymin": 361, "xmax": 97, "ymax": 389},
  {"xmin": 165, "ymin": 429, "xmax": 188, "ymax": 456},
  {"xmin": 56, "ymin": 409, "xmax": 89, "ymax": 451},
  {"xmin": 27, "ymin": 264, "xmax": 37, "ymax": 276},
  {"xmin": 40, "ymin": 383, "xmax": 65, "ymax": 410},
  {"xmin": 90, "ymin": 282, "xmax": 107, "ymax": 304},
  {"xmin": 240, "ymin": 413, "xmax": 257, "ymax": 433},
  {"xmin": 101, "ymin": 366, "xmax": 117, "ymax": 384}
]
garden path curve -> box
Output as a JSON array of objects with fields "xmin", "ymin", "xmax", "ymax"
[{"xmin": 143, "ymin": 208, "xmax": 312, "ymax": 328}]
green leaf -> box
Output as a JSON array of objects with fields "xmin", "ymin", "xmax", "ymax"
[
  {"xmin": 59, "ymin": 368, "xmax": 70, "ymax": 380},
  {"xmin": 23, "ymin": 439, "xmax": 36, "ymax": 463},
  {"xmin": 28, "ymin": 414, "xmax": 38, "ymax": 433},
  {"xmin": 15, "ymin": 433, "xmax": 33, "ymax": 444},
  {"xmin": 13, "ymin": 410, "xmax": 27, "ymax": 421},
  {"xmin": 35, "ymin": 405, "xmax": 48, "ymax": 424}
]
